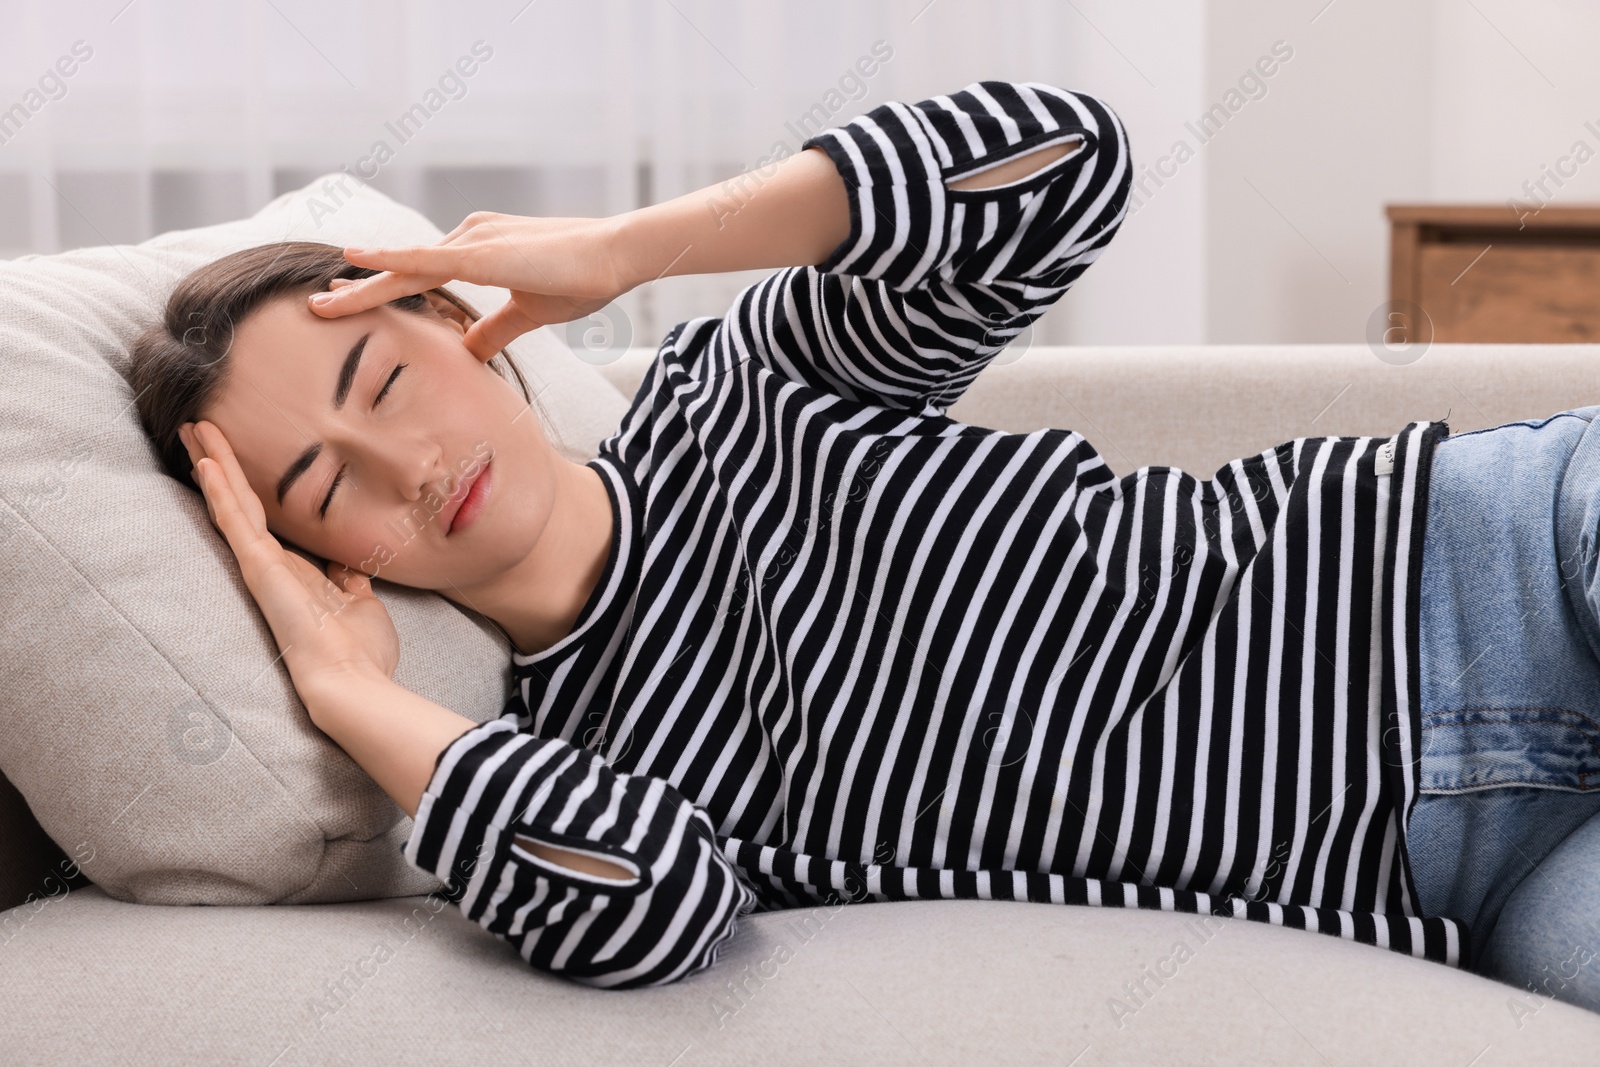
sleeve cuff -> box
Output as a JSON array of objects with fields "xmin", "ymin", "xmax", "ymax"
[
  {"xmin": 801, "ymin": 134, "xmax": 867, "ymax": 276},
  {"xmin": 402, "ymin": 717, "xmax": 656, "ymax": 896},
  {"xmin": 800, "ymin": 100, "xmax": 948, "ymax": 291}
]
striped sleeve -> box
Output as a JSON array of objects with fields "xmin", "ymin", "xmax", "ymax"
[
  {"xmin": 719, "ymin": 80, "xmax": 1133, "ymax": 414},
  {"xmin": 401, "ymin": 717, "xmax": 759, "ymax": 989}
]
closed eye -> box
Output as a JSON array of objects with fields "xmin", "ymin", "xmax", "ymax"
[
  {"xmin": 318, "ymin": 362, "xmax": 409, "ymax": 521},
  {"xmin": 374, "ymin": 362, "xmax": 408, "ymax": 406}
]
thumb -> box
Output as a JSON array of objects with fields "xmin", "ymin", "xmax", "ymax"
[{"xmin": 463, "ymin": 300, "xmax": 541, "ymax": 362}]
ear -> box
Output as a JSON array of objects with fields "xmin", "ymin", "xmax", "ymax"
[{"xmin": 420, "ymin": 289, "xmax": 471, "ymax": 338}]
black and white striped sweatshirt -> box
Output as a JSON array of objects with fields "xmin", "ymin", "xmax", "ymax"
[{"xmin": 401, "ymin": 80, "xmax": 1466, "ymax": 988}]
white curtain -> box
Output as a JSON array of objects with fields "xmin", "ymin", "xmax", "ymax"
[{"xmin": 1, "ymin": 0, "xmax": 1141, "ymax": 349}]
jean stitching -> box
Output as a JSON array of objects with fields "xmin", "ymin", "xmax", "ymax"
[
  {"xmin": 1421, "ymin": 706, "xmax": 1600, "ymax": 738},
  {"xmin": 1420, "ymin": 720, "xmax": 1600, "ymax": 765},
  {"xmin": 1419, "ymin": 777, "xmax": 1600, "ymax": 793},
  {"xmin": 1420, "ymin": 709, "xmax": 1600, "ymax": 790}
]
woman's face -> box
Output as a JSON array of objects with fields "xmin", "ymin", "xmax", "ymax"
[{"xmin": 200, "ymin": 291, "xmax": 558, "ymax": 591}]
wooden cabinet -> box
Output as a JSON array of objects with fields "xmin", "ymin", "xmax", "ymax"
[{"xmin": 1387, "ymin": 204, "xmax": 1600, "ymax": 342}]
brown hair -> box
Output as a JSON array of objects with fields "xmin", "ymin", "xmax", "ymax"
[{"xmin": 130, "ymin": 240, "xmax": 544, "ymax": 497}]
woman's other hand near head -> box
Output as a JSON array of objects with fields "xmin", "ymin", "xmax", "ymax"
[{"xmin": 177, "ymin": 419, "xmax": 402, "ymax": 707}]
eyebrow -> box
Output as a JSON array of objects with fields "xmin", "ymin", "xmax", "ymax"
[{"xmin": 275, "ymin": 330, "xmax": 372, "ymax": 509}]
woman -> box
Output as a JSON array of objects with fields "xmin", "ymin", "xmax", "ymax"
[{"xmin": 131, "ymin": 78, "xmax": 1567, "ymax": 997}]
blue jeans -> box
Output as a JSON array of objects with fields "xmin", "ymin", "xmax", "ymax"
[
  {"xmin": 1410, "ymin": 406, "xmax": 1600, "ymax": 1020},
  {"xmin": 1408, "ymin": 777, "xmax": 1600, "ymax": 1017}
]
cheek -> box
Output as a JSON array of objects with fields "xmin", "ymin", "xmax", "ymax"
[
  {"xmin": 269, "ymin": 518, "xmax": 339, "ymax": 565},
  {"xmin": 352, "ymin": 539, "xmax": 396, "ymax": 576},
  {"xmin": 266, "ymin": 503, "xmax": 364, "ymax": 567},
  {"xmin": 337, "ymin": 522, "xmax": 400, "ymax": 576}
]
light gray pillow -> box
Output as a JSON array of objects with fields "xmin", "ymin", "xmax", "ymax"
[{"xmin": 0, "ymin": 172, "xmax": 631, "ymax": 905}]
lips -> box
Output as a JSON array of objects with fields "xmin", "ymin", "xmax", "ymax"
[{"xmin": 444, "ymin": 461, "xmax": 489, "ymax": 534}]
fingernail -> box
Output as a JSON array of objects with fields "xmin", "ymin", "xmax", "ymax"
[
  {"xmin": 311, "ymin": 292, "xmax": 334, "ymax": 306},
  {"xmin": 345, "ymin": 247, "xmax": 369, "ymax": 257}
]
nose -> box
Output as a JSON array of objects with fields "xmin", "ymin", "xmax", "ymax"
[{"xmin": 354, "ymin": 436, "xmax": 446, "ymax": 504}]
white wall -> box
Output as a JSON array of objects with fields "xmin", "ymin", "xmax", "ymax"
[
  {"xmin": 614, "ymin": 0, "xmax": 1211, "ymax": 350},
  {"xmin": 1429, "ymin": 0, "xmax": 1600, "ymax": 206},
  {"xmin": 1195, "ymin": 0, "xmax": 1596, "ymax": 345},
  {"xmin": 1202, "ymin": 0, "xmax": 1434, "ymax": 344},
  {"xmin": 1053, "ymin": 0, "xmax": 1208, "ymax": 347}
]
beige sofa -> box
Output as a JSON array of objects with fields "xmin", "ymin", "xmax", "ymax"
[{"xmin": 7, "ymin": 338, "xmax": 1600, "ymax": 1064}]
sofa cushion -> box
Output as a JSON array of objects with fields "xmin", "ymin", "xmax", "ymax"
[
  {"xmin": 4, "ymin": 887, "xmax": 1597, "ymax": 1060},
  {"xmin": 0, "ymin": 172, "xmax": 630, "ymax": 908}
]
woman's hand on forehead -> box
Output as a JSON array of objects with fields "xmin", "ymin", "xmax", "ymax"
[{"xmin": 306, "ymin": 212, "xmax": 633, "ymax": 363}]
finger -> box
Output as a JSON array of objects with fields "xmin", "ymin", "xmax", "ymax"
[
  {"xmin": 197, "ymin": 460, "xmax": 317, "ymax": 636},
  {"xmin": 342, "ymin": 243, "xmax": 482, "ymax": 279},
  {"xmin": 195, "ymin": 459, "xmax": 248, "ymax": 550},
  {"xmin": 180, "ymin": 420, "xmax": 211, "ymax": 458},
  {"xmin": 193, "ymin": 421, "xmax": 268, "ymax": 532},
  {"xmin": 462, "ymin": 301, "xmax": 541, "ymax": 363},
  {"xmin": 194, "ymin": 459, "xmax": 222, "ymax": 527},
  {"xmin": 308, "ymin": 269, "xmax": 453, "ymax": 319},
  {"xmin": 435, "ymin": 212, "xmax": 487, "ymax": 244},
  {"xmin": 179, "ymin": 422, "xmax": 203, "ymax": 467}
]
